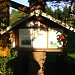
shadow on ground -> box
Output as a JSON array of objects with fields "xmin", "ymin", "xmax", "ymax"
[
  {"xmin": 44, "ymin": 52, "xmax": 75, "ymax": 75},
  {"xmin": 6, "ymin": 52, "xmax": 75, "ymax": 75},
  {"xmin": 7, "ymin": 51, "xmax": 40, "ymax": 75}
]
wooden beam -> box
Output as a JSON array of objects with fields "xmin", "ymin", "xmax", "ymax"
[
  {"xmin": 9, "ymin": 0, "xmax": 29, "ymax": 13},
  {"xmin": 13, "ymin": 48, "xmax": 63, "ymax": 52}
]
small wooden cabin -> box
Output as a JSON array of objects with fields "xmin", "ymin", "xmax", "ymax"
[
  {"xmin": 0, "ymin": 10, "xmax": 69, "ymax": 75},
  {"xmin": 1, "ymin": 10, "xmax": 68, "ymax": 52}
]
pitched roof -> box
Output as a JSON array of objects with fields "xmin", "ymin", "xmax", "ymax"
[
  {"xmin": 0, "ymin": 14, "xmax": 33, "ymax": 34},
  {"xmin": 41, "ymin": 12, "xmax": 75, "ymax": 32},
  {"xmin": 0, "ymin": 10, "xmax": 75, "ymax": 35}
]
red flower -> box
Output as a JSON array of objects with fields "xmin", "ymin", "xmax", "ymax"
[{"xmin": 59, "ymin": 35, "xmax": 65, "ymax": 41}]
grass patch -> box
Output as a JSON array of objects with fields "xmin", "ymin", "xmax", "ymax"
[{"xmin": 68, "ymin": 53, "xmax": 75, "ymax": 59}]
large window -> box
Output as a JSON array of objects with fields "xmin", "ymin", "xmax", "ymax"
[
  {"xmin": 19, "ymin": 28, "xmax": 64, "ymax": 48},
  {"xmin": 19, "ymin": 28, "xmax": 47, "ymax": 48},
  {"xmin": 48, "ymin": 28, "xmax": 63, "ymax": 48}
]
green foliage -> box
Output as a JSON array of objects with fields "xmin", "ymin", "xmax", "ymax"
[
  {"xmin": 46, "ymin": 6, "xmax": 54, "ymax": 16},
  {"xmin": 46, "ymin": 6, "xmax": 75, "ymax": 27},
  {"xmin": 10, "ymin": 9, "xmax": 28, "ymax": 25},
  {"xmin": 0, "ymin": 49, "xmax": 17, "ymax": 75},
  {"xmin": 6, "ymin": 49, "xmax": 17, "ymax": 75},
  {"xmin": 53, "ymin": 8, "xmax": 62, "ymax": 20},
  {"xmin": 67, "ymin": 30, "xmax": 75, "ymax": 52},
  {"xmin": 67, "ymin": 30, "xmax": 75, "ymax": 59},
  {"xmin": 61, "ymin": 6, "xmax": 70, "ymax": 21},
  {"xmin": 68, "ymin": 53, "xmax": 75, "ymax": 59}
]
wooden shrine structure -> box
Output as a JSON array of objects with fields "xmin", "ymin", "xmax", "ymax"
[{"xmin": 0, "ymin": 0, "xmax": 75, "ymax": 75}]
